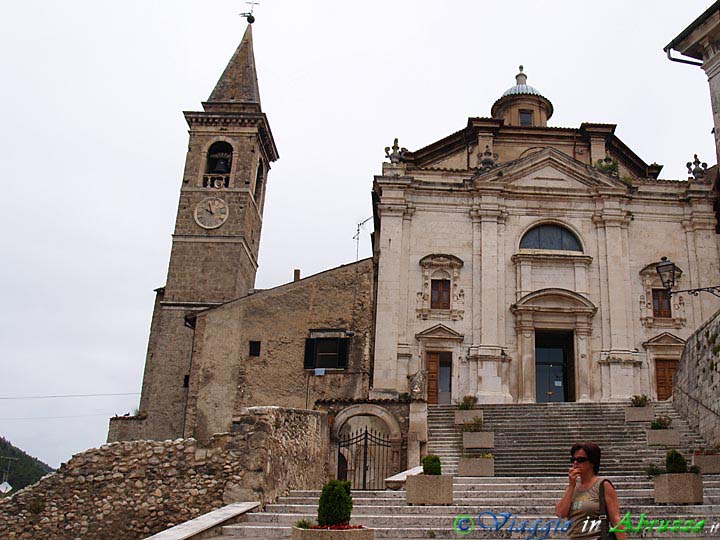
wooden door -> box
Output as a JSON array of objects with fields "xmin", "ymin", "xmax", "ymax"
[
  {"xmin": 655, "ymin": 359, "xmax": 678, "ymax": 401},
  {"xmin": 426, "ymin": 352, "xmax": 440, "ymax": 404}
]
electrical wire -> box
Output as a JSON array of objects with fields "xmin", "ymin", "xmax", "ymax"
[
  {"xmin": 0, "ymin": 413, "xmax": 117, "ymax": 421},
  {"xmin": 0, "ymin": 393, "xmax": 140, "ymax": 400}
]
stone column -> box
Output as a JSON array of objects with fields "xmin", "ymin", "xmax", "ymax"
[
  {"xmin": 517, "ymin": 317, "xmax": 536, "ymax": 403},
  {"xmin": 574, "ymin": 323, "xmax": 592, "ymax": 402}
]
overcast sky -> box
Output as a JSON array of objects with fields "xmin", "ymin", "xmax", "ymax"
[{"xmin": 0, "ymin": 0, "xmax": 715, "ymax": 469}]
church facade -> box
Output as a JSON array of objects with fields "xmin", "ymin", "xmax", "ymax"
[{"xmin": 109, "ymin": 26, "xmax": 720, "ymax": 454}]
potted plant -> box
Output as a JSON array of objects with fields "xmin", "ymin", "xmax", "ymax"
[
  {"xmin": 454, "ymin": 395, "xmax": 482, "ymax": 425},
  {"xmin": 693, "ymin": 443, "xmax": 720, "ymax": 474},
  {"xmin": 405, "ymin": 454, "xmax": 453, "ymax": 506},
  {"xmin": 646, "ymin": 416, "xmax": 680, "ymax": 446},
  {"xmin": 625, "ymin": 394, "xmax": 654, "ymax": 422},
  {"xmin": 462, "ymin": 417, "xmax": 494, "ymax": 449},
  {"xmin": 292, "ymin": 480, "xmax": 374, "ymax": 540},
  {"xmin": 458, "ymin": 452, "xmax": 494, "ymax": 476},
  {"xmin": 647, "ymin": 450, "xmax": 703, "ymax": 504}
]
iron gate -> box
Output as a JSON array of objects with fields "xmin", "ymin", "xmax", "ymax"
[{"xmin": 337, "ymin": 427, "xmax": 391, "ymax": 490}]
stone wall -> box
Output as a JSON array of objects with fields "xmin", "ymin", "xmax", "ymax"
[
  {"xmin": 2, "ymin": 407, "xmax": 328, "ymax": 540},
  {"xmin": 183, "ymin": 258, "xmax": 374, "ymax": 441},
  {"xmin": 674, "ymin": 308, "xmax": 720, "ymax": 446}
]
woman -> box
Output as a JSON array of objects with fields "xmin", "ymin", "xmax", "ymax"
[{"xmin": 555, "ymin": 442, "xmax": 626, "ymax": 540}]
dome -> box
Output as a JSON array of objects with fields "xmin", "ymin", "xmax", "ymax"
[
  {"xmin": 502, "ymin": 83, "xmax": 544, "ymax": 97},
  {"xmin": 500, "ymin": 66, "xmax": 547, "ymax": 99},
  {"xmin": 491, "ymin": 65, "xmax": 553, "ymax": 126}
]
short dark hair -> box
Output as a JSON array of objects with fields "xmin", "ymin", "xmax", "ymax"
[{"xmin": 571, "ymin": 442, "xmax": 601, "ymax": 474}]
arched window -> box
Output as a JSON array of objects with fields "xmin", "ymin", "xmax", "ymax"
[
  {"xmin": 205, "ymin": 141, "xmax": 233, "ymax": 175},
  {"xmin": 520, "ymin": 224, "xmax": 582, "ymax": 251},
  {"xmin": 254, "ymin": 161, "xmax": 264, "ymax": 202}
]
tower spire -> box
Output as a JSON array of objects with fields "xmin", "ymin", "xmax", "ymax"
[{"xmin": 207, "ymin": 25, "xmax": 261, "ymax": 108}]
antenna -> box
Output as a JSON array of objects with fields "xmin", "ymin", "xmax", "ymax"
[
  {"xmin": 0, "ymin": 457, "xmax": 19, "ymax": 484},
  {"xmin": 353, "ymin": 216, "xmax": 372, "ymax": 261},
  {"xmin": 240, "ymin": 1, "xmax": 260, "ymax": 24}
]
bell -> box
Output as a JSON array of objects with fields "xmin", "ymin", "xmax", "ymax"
[{"xmin": 212, "ymin": 159, "xmax": 229, "ymax": 174}]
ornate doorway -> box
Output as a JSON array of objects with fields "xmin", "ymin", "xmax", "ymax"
[
  {"xmin": 535, "ymin": 331, "xmax": 575, "ymax": 402},
  {"xmin": 655, "ymin": 358, "xmax": 678, "ymax": 400},
  {"xmin": 426, "ymin": 351, "xmax": 452, "ymax": 404}
]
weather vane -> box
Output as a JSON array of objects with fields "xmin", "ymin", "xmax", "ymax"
[{"xmin": 240, "ymin": 1, "xmax": 259, "ymax": 24}]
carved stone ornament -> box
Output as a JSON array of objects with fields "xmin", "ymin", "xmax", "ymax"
[
  {"xmin": 408, "ymin": 369, "xmax": 427, "ymax": 399},
  {"xmin": 687, "ymin": 154, "xmax": 708, "ymax": 180},
  {"xmin": 477, "ymin": 145, "xmax": 499, "ymax": 171},
  {"xmin": 385, "ymin": 138, "xmax": 410, "ymax": 164},
  {"xmin": 416, "ymin": 254, "xmax": 465, "ymax": 321}
]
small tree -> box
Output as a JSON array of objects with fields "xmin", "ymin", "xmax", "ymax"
[
  {"xmin": 630, "ymin": 395, "xmax": 649, "ymax": 407},
  {"xmin": 461, "ymin": 417, "xmax": 484, "ymax": 432},
  {"xmin": 650, "ymin": 416, "xmax": 672, "ymax": 430},
  {"xmin": 422, "ymin": 454, "xmax": 441, "ymax": 475},
  {"xmin": 317, "ymin": 480, "xmax": 353, "ymax": 527},
  {"xmin": 457, "ymin": 395, "xmax": 478, "ymax": 410},
  {"xmin": 666, "ymin": 450, "xmax": 688, "ymax": 474}
]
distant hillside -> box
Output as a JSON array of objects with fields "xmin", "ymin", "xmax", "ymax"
[{"xmin": 0, "ymin": 437, "xmax": 54, "ymax": 495}]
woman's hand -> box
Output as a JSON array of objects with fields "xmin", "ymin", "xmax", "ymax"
[{"xmin": 568, "ymin": 465, "xmax": 580, "ymax": 486}]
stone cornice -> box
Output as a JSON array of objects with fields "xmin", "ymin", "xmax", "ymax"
[
  {"xmin": 511, "ymin": 251, "xmax": 593, "ymax": 266},
  {"xmin": 183, "ymin": 111, "xmax": 278, "ymax": 162}
]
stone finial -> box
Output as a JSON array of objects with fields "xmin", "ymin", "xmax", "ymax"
[
  {"xmin": 478, "ymin": 145, "xmax": 499, "ymax": 171},
  {"xmin": 596, "ymin": 150, "xmax": 618, "ymax": 177},
  {"xmin": 385, "ymin": 138, "xmax": 409, "ymax": 164},
  {"xmin": 516, "ymin": 65, "xmax": 527, "ymax": 86},
  {"xmin": 687, "ymin": 154, "xmax": 708, "ymax": 180}
]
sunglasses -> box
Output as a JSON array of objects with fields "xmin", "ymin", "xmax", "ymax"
[{"xmin": 570, "ymin": 457, "xmax": 589, "ymax": 464}]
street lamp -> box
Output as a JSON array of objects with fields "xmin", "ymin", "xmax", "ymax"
[{"xmin": 656, "ymin": 256, "xmax": 720, "ymax": 298}]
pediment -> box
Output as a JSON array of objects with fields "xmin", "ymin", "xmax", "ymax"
[
  {"xmin": 643, "ymin": 332, "xmax": 686, "ymax": 348},
  {"xmin": 415, "ymin": 323, "xmax": 464, "ymax": 341},
  {"xmin": 477, "ymin": 147, "xmax": 628, "ymax": 192},
  {"xmin": 512, "ymin": 288, "xmax": 597, "ymax": 314}
]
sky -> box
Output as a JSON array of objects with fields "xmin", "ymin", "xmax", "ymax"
[{"xmin": 0, "ymin": 0, "xmax": 716, "ymax": 469}]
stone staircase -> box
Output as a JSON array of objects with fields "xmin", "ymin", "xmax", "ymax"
[
  {"xmin": 427, "ymin": 401, "xmax": 707, "ymax": 476},
  {"xmin": 204, "ymin": 475, "xmax": 720, "ymax": 538},
  {"xmin": 196, "ymin": 402, "xmax": 719, "ymax": 539}
]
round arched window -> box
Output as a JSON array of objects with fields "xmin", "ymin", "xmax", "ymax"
[{"xmin": 520, "ymin": 224, "xmax": 582, "ymax": 251}]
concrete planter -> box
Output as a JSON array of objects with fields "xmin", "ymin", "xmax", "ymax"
[
  {"xmin": 647, "ymin": 429, "xmax": 680, "ymax": 446},
  {"xmin": 454, "ymin": 410, "xmax": 483, "ymax": 425},
  {"xmin": 405, "ymin": 474, "xmax": 453, "ymax": 505},
  {"xmin": 625, "ymin": 405, "xmax": 654, "ymax": 422},
  {"xmin": 458, "ymin": 457, "xmax": 494, "ymax": 476},
  {"xmin": 693, "ymin": 454, "xmax": 720, "ymax": 474},
  {"xmin": 463, "ymin": 431, "xmax": 494, "ymax": 449},
  {"xmin": 653, "ymin": 473, "xmax": 703, "ymax": 504},
  {"xmin": 292, "ymin": 527, "xmax": 375, "ymax": 540}
]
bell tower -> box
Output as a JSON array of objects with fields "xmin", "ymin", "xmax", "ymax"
[{"xmin": 131, "ymin": 25, "xmax": 278, "ymax": 441}]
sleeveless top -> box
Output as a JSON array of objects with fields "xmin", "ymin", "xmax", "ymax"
[{"xmin": 565, "ymin": 476, "xmax": 611, "ymax": 540}]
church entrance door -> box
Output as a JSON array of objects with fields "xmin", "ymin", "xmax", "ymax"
[
  {"xmin": 427, "ymin": 351, "xmax": 452, "ymax": 404},
  {"xmin": 535, "ymin": 331, "xmax": 575, "ymax": 402},
  {"xmin": 655, "ymin": 358, "xmax": 677, "ymax": 400}
]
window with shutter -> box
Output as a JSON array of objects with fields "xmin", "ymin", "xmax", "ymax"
[
  {"xmin": 303, "ymin": 336, "xmax": 350, "ymax": 369},
  {"xmin": 431, "ymin": 279, "xmax": 451, "ymax": 309}
]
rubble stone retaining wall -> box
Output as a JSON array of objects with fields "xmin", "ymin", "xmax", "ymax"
[
  {"xmin": 674, "ymin": 309, "xmax": 720, "ymax": 446},
  {"xmin": 0, "ymin": 407, "xmax": 328, "ymax": 540}
]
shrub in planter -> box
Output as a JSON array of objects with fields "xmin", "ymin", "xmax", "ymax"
[
  {"xmin": 647, "ymin": 416, "xmax": 679, "ymax": 446},
  {"xmin": 292, "ymin": 480, "xmax": 374, "ymax": 540},
  {"xmin": 406, "ymin": 454, "xmax": 453, "ymax": 505},
  {"xmin": 457, "ymin": 395, "xmax": 478, "ymax": 410},
  {"xmin": 625, "ymin": 395, "xmax": 654, "ymax": 422},
  {"xmin": 458, "ymin": 452, "xmax": 494, "ymax": 476},
  {"xmin": 462, "ymin": 418, "xmax": 494, "ymax": 449},
  {"xmin": 651, "ymin": 450, "xmax": 703, "ymax": 504},
  {"xmin": 454, "ymin": 396, "xmax": 482, "ymax": 424},
  {"xmin": 693, "ymin": 443, "xmax": 720, "ymax": 474}
]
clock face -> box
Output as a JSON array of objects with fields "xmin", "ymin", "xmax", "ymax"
[{"xmin": 194, "ymin": 197, "xmax": 229, "ymax": 229}]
